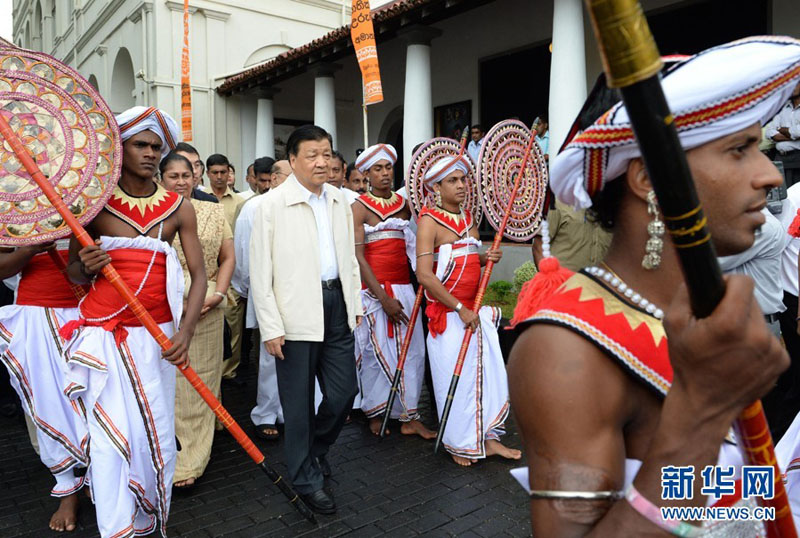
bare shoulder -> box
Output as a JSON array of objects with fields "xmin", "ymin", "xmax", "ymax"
[{"xmin": 509, "ymin": 323, "xmax": 631, "ymax": 421}]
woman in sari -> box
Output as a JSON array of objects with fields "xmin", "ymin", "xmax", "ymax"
[{"xmin": 159, "ymin": 152, "xmax": 235, "ymax": 489}]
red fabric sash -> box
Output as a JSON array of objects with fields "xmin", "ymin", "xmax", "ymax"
[
  {"xmin": 426, "ymin": 252, "xmax": 481, "ymax": 337},
  {"xmin": 59, "ymin": 248, "xmax": 172, "ymax": 345},
  {"xmin": 17, "ymin": 251, "xmax": 87, "ymax": 308},
  {"xmin": 363, "ymin": 236, "xmax": 410, "ymax": 288},
  {"xmin": 364, "ymin": 236, "xmax": 410, "ymax": 338}
]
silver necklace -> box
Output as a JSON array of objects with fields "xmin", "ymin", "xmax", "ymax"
[{"xmin": 586, "ymin": 266, "xmax": 665, "ymax": 320}]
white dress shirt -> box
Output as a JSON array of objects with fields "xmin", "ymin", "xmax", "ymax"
[
  {"xmin": 239, "ymin": 189, "xmax": 256, "ymax": 201},
  {"xmin": 765, "ymin": 101, "xmax": 800, "ymax": 154},
  {"xmin": 295, "ymin": 178, "xmax": 339, "ymax": 280},
  {"xmin": 718, "ymin": 209, "xmax": 788, "ymax": 314},
  {"xmin": 467, "ymin": 138, "xmax": 483, "ymax": 164},
  {"xmin": 781, "ymin": 184, "xmax": 800, "ymax": 297},
  {"xmin": 535, "ymin": 131, "xmax": 550, "ymax": 156},
  {"xmin": 342, "ymin": 187, "xmax": 360, "ymax": 205}
]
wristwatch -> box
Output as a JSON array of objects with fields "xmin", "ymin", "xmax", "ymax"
[{"xmin": 455, "ymin": 302, "xmax": 463, "ymax": 313}]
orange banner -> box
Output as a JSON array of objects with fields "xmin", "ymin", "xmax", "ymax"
[
  {"xmin": 350, "ymin": 0, "xmax": 383, "ymax": 105},
  {"xmin": 180, "ymin": 0, "xmax": 192, "ymax": 140}
]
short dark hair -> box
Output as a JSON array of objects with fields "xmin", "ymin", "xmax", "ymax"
[
  {"xmin": 175, "ymin": 142, "xmax": 200, "ymax": 157},
  {"xmin": 159, "ymin": 151, "xmax": 193, "ymax": 176},
  {"xmin": 228, "ymin": 163, "xmax": 235, "ymax": 173},
  {"xmin": 286, "ymin": 125, "xmax": 332, "ymax": 157},
  {"xmin": 471, "ymin": 124, "xmax": 483, "ymax": 132},
  {"xmin": 206, "ymin": 153, "xmax": 230, "ymax": 169},
  {"xmin": 345, "ymin": 162, "xmax": 359, "ymax": 181},
  {"xmin": 535, "ymin": 114, "xmax": 548, "ymax": 125},
  {"xmin": 331, "ymin": 150, "xmax": 346, "ymax": 166},
  {"xmin": 254, "ymin": 156, "xmax": 276, "ymax": 176}
]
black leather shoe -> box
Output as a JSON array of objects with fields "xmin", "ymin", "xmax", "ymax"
[
  {"xmin": 317, "ymin": 456, "xmax": 332, "ymax": 478},
  {"xmin": 300, "ymin": 488, "xmax": 336, "ymax": 515}
]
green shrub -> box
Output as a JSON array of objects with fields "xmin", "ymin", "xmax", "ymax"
[{"xmin": 513, "ymin": 261, "xmax": 537, "ymax": 292}]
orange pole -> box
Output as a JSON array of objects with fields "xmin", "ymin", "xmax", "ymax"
[
  {"xmin": 434, "ymin": 123, "xmax": 537, "ymax": 454},
  {"xmin": 0, "ymin": 113, "xmax": 316, "ymax": 523}
]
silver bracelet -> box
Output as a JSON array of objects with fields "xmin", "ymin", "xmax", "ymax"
[
  {"xmin": 529, "ymin": 489, "xmax": 624, "ymax": 500},
  {"xmin": 214, "ymin": 291, "xmax": 227, "ymax": 299}
]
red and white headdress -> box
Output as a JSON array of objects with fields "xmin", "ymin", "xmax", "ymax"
[
  {"xmin": 355, "ymin": 143, "xmax": 397, "ymax": 172},
  {"xmin": 423, "ymin": 154, "xmax": 471, "ymax": 191},
  {"xmin": 551, "ymin": 36, "xmax": 800, "ymax": 209},
  {"xmin": 115, "ymin": 106, "xmax": 179, "ymax": 157}
]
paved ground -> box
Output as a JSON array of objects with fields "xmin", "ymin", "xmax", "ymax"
[{"xmin": 0, "ymin": 351, "xmax": 531, "ymax": 537}]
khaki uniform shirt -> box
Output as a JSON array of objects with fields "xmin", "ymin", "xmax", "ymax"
[{"xmin": 545, "ymin": 201, "xmax": 612, "ymax": 272}]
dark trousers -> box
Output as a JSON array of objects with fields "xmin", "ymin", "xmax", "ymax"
[
  {"xmin": 766, "ymin": 292, "xmax": 800, "ymax": 441},
  {"xmin": 275, "ymin": 286, "xmax": 358, "ymax": 494}
]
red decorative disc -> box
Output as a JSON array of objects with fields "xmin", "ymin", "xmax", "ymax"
[
  {"xmin": 405, "ymin": 137, "xmax": 482, "ymax": 226},
  {"xmin": 477, "ymin": 120, "xmax": 548, "ymax": 242},
  {"xmin": 0, "ymin": 42, "xmax": 121, "ymax": 246}
]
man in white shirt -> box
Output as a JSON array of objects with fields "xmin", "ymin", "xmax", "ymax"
[
  {"xmin": 239, "ymin": 162, "xmax": 258, "ymax": 201},
  {"xmin": 467, "ymin": 124, "xmax": 484, "ymax": 164},
  {"xmin": 250, "ymin": 126, "xmax": 362, "ymax": 515},
  {"xmin": 766, "ymin": 81, "xmax": 800, "ymax": 185},
  {"xmin": 533, "ymin": 114, "xmax": 550, "ymax": 163},
  {"xmin": 233, "ymin": 159, "xmax": 291, "ymax": 440},
  {"xmin": 718, "ymin": 208, "xmax": 787, "ymax": 334},
  {"xmin": 771, "ymin": 182, "xmax": 800, "ymax": 441}
]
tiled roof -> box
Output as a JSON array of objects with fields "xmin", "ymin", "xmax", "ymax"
[{"xmin": 216, "ymin": 0, "xmax": 489, "ymax": 96}]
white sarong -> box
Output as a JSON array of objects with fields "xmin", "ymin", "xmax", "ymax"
[
  {"xmin": 427, "ymin": 238, "xmax": 510, "ymax": 459},
  {"xmin": 0, "ymin": 305, "xmax": 88, "ymax": 496},
  {"xmin": 355, "ymin": 218, "xmax": 423, "ymax": 421},
  {"xmin": 61, "ymin": 235, "xmax": 184, "ymax": 538}
]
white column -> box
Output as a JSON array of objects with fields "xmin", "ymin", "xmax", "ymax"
[
  {"xmin": 314, "ymin": 64, "xmax": 340, "ymax": 147},
  {"xmin": 254, "ymin": 89, "xmax": 278, "ymax": 159},
  {"xmin": 548, "ymin": 0, "xmax": 587, "ymax": 155},
  {"xmin": 400, "ymin": 26, "xmax": 442, "ymax": 171}
]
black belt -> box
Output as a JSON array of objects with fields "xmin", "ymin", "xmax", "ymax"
[
  {"xmin": 765, "ymin": 312, "xmax": 780, "ymax": 324},
  {"xmin": 321, "ymin": 278, "xmax": 341, "ymax": 290}
]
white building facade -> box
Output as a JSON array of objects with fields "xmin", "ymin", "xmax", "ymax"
[
  {"xmin": 11, "ymin": 0, "xmax": 800, "ymax": 197},
  {"xmin": 11, "ymin": 0, "xmax": 351, "ymax": 189}
]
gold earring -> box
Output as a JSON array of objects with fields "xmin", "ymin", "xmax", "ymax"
[
  {"xmin": 435, "ymin": 190, "xmax": 442, "ymax": 207},
  {"xmin": 642, "ymin": 190, "xmax": 664, "ymax": 270}
]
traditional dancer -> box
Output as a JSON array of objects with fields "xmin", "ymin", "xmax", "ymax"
[
  {"xmin": 352, "ymin": 144, "xmax": 435, "ymax": 439},
  {"xmin": 509, "ymin": 38, "xmax": 800, "ymax": 535},
  {"xmin": 61, "ymin": 106, "xmax": 207, "ymax": 537},
  {"xmin": 416, "ymin": 154, "xmax": 520, "ymax": 466},
  {"xmin": 0, "ymin": 242, "xmax": 89, "ymax": 532}
]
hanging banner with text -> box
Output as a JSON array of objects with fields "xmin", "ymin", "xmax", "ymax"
[
  {"xmin": 180, "ymin": 0, "xmax": 192, "ymax": 140},
  {"xmin": 350, "ymin": 0, "xmax": 383, "ymax": 105}
]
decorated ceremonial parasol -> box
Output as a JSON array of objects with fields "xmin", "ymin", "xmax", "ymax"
[
  {"xmin": 406, "ymin": 136, "xmax": 483, "ymax": 224},
  {"xmin": 0, "ymin": 42, "xmax": 316, "ymax": 524},
  {"xmin": 0, "ymin": 40, "xmax": 120, "ymax": 245},
  {"xmin": 477, "ymin": 119, "xmax": 548, "ymax": 242}
]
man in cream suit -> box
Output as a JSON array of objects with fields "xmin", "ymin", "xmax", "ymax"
[{"xmin": 249, "ymin": 125, "xmax": 362, "ymax": 514}]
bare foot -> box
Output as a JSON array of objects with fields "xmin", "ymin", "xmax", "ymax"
[
  {"xmin": 485, "ymin": 439, "xmax": 522, "ymax": 460},
  {"xmin": 400, "ymin": 420, "xmax": 437, "ymax": 440},
  {"xmin": 49, "ymin": 493, "xmax": 79, "ymax": 532},
  {"xmin": 368, "ymin": 417, "xmax": 390, "ymax": 436},
  {"xmin": 173, "ymin": 477, "xmax": 196, "ymax": 488},
  {"xmin": 451, "ymin": 454, "xmax": 476, "ymax": 466}
]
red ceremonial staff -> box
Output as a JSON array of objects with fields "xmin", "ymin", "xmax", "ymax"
[
  {"xmin": 434, "ymin": 122, "xmax": 538, "ymax": 454},
  {"xmin": 0, "ymin": 114, "xmax": 317, "ymax": 525},
  {"xmin": 378, "ymin": 128, "xmax": 472, "ymax": 439},
  {"xmin": 584, "ymin": 0, "xmax": 796, "ymax": 536}
]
